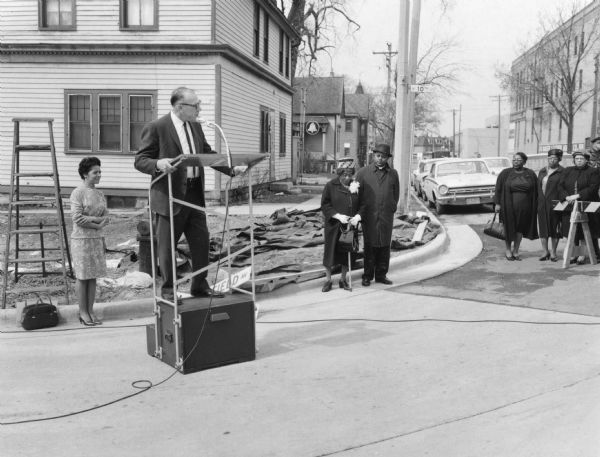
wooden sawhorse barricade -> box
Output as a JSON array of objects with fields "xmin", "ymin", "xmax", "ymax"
[{"xmin": 553, "ymin": 200, "xmax": 599, "ymax": 268}]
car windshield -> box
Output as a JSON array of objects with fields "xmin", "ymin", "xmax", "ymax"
[
  {"xmin": 436, "ymin": 161, "xmax": 489, "ymax": 176},
  {"xmin": 484, "ymin": 158, "xmax": 510, "ymax": 168}
]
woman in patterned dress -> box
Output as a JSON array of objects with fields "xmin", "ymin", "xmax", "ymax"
[{"xmin": 70, "ymin": 157, "xmax": 109, "ymax": 326}]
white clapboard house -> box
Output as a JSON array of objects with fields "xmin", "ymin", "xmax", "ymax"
[{"xmin": 0, "ymin": 0, "xmax": 298, "ymax": 202}]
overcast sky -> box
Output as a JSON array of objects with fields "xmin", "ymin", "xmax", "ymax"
[{"xmin": 327, "ymin": 0, "xmax": 575, "ymax": 136}]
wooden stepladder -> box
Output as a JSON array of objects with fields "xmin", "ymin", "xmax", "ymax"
[
  {"xmin": 1, "ymin": 118, "xmax": 72, "ymax": 308},
  {"xmin": 553, "ymin": 199, "xmax": 599, "ymax": 268}
]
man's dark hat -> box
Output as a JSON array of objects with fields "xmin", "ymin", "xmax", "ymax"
[
  {"xmin": 547, "ymin": 148, "xmax": 563, "ymax": 159},
  {"xmin": 591, "ymin": 136, "xmax": 600, "ymax": 144},
  {"xmin": 573, "ymin": 150, "xmax": 590, "ymax": 160},
  {"xmin": 373, "ymin": 143, "xmax": 392, "ymax": 156}
]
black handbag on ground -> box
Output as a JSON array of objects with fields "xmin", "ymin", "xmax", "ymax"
[
  {"xmin": 483, "ymin": 212, "xmax": 505, "ymax": 240},
  {"xmin": 337, "ymin": 224, "xmax": 359, "ymax": 253},
  {"xmin": 20, "ymin": 294, "xmax": 58, "ymax": 330}
]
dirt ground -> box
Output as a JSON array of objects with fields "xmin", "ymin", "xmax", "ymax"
[{"xmin": 0, "ymin": 191, "xmax": 436, "ymax": 307}]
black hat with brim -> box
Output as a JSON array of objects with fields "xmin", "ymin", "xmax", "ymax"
[{"xmin": 373, "ymin": 143, "xmax": 392, "ymax": 156}]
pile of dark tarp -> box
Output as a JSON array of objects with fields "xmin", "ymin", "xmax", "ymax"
[{"xmin": 199, "ymin": 207, "xmax": 441, "ymax": 292}]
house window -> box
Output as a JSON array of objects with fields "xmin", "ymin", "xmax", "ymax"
[
  {"xmin": 344, "ymin": 143, "xmax": 350, "ymax": 156},
  {"xmin": 129, "ymin": 95, "xmax": 153, "ymax": 151},
  {"xmin": 285, "ymin": 36, "xmax": 290, "ymax": 78},
  {"xmin": 253, "ymin": 2, "xmax": 260, "ymax": 57},
  {"xmin": 279, "ymin": 113, "xmax": 286, "ymax": 157},
  {"xmin": 65, "ymin": 90, "xmax": 156, "ymax": 154},
  {"xmin": 547, "ymin": 112, "xmax": 552, "ymax": 142},
  {"xmin": 558, "ymin": 117, "xmax": 562, "ymax": 141},
  {"xmin": 120, "ymin": 0, "xmax": 158, "ymax": 30},
  {"xmin": 259, "ymin": 107, "xmax": 270, "ymax": 153},
  {"xmin": 99, "ymin": 95, "xmax": 122, "ymax": 151},
  {"xmin": 263, "ymin": 11, "xmax": 269, "ymax": 63},
  {"xmin": 68, "ymin": 95, "xmax": 91, "ymax": 150},
  {"xmin": 39, "ymin": 0, "xmax": 76, "ymax": 30},
  {"xmin": 279, "ymin": 29, "xmax": 284, "ymax": 74},
  {"xmin": 345, "ymin": 119, "xmax": 352, "ymax": 132}
]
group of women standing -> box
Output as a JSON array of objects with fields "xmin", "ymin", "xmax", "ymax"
[{"xmin": 495, "ymin": 150, "xmax": 600, "ymax": 263}]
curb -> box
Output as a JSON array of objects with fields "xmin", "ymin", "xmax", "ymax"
[{"xmin": 0, "ymin": 194, "xmax": 449, "ymax": 330}]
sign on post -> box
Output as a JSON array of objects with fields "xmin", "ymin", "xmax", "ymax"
[
  {"xmin": 306, "ymin": 121, "xmax": 320, "ymax": 135},
  {"xmin": 212, "ymin": 267, "xmax": 252, "ymax": 293},
  {"xmin": 410, "ymin": 85, "xmax": 433, "ymax": 93}
]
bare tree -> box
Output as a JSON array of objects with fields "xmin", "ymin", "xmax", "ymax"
[
  {"xmin": 281, "ymin": 0, "xmax": 360, "ymax": 77},
  {"xmin": 499, "ymin": 2, "xmax": 600, "ymax": 152}
]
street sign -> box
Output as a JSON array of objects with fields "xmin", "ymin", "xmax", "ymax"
[
  {"xmin": 306, "ymin": 121, "xmax": 320, "ymax": 135},
  {"xmin": 410, "ymin": 84, "xmax": 433, "ymax": 93},
  {"xmin": 212, "ymin": 267, "xmax": 252, "ymax": 293}
]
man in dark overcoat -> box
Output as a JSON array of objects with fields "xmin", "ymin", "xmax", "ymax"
[
  {"xmin": 134, "ymin": 86, "xmax": 224, "ymax": 300},
  {"xmin": 353, "ymin": 143, "xmax": 399, "ymax": 286}
]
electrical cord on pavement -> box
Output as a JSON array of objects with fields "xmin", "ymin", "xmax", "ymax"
[{"xmin": 0, "ymin": 178, "xmax": 235, "ymax": 426}]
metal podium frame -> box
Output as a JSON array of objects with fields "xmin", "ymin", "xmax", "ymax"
[{"xmin": 146, "ymin": 123, "xmax": 263, "ymax": 370}]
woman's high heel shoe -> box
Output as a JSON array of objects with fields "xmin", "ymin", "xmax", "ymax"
[
  {"xmin": 321, "ymin": 280, "xmax": 332, "ymax": 293},
  {"xmin": 339, "ymin": 279, "xmax": 351, "ymax": 291},
  {"xmin": 79, "ymin": 315, "xmax": 96, "ymax": 326},
  {"xmin": 90, "ymin": 314, "xmax": 102, "ymax": 325}
]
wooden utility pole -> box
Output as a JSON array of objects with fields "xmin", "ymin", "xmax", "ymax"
[
  {"xmin": 451, "ymin": 108, "xmax": 456, "ymax": 156},
  {"xmin": 591, "ymin": 54, "xmax": 599, "ymax": 139},
  {"xmin": 490, "ymin": 94, "xmax": 509, "ymax": 157},
  {"xmin": 373, "ymin": 42, "xmax": 398, "ymax": 100},
  {"xmin": 395, "ymin": 0, "xmax": 411, "ymax": 212},
  {"xmin": 394, "ymin": 0, "xmax": 421, "ymax": 213}
]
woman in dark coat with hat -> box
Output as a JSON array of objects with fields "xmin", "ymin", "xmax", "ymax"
[
  {"xmin": 355, "ymin": 143, "xmax": 399, "ymax": 286},
  {"xmin": 537, "ymin": 149, "xmax": 565, "ymax": 261},
  {"xmin": 557, "ymin": 151, "xmax": 600, "ymax": 264},
  {"xmin": 494, "ymin": 152, "xmax": 538, "ymax": 260},
  {"xmin": 320, "ymin": 161, "xmax": 361, "ymax": 292}
]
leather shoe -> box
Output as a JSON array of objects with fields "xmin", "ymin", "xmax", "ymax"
[
  {"xmin": 376, "ymin": 277, "xmax": 393, "ymax": 285},
  {"xmin": 339, "ymin": 279, "xmax": 351, "ymax": 291},
  {"xmin": 192, "ymin": 288, "xmax": 225, "ymax": 298},
  {"xmin": 361, "ymin": 278, "xmax": 371, "ymax": 287},
  {"xmin": 321, "ymin": 280, "xmax": 332, "ymax": 293}
]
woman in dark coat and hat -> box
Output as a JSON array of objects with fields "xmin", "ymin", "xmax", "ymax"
[
  {"xmin": 494, "ymin": 152, "xmax": 538, "ymax": 260},
  {"xmin": 557, "ymin": 150, "xmax": 600, "ymax": 264},
  {"xmin": 320, "ymin": 160, "xmax": 361, "ymax": 292},
  {"xmin": 537, "ymin": 149, "xmax": 565, "ymax": 261}
]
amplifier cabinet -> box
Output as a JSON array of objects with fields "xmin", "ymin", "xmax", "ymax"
[{"xmin": 146, "ymin": 294, "xmax": 255, "ymax": 374}]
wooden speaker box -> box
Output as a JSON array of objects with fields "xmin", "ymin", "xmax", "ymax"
[{"xmin": 146, "ymin": 294, "xmax": 255, "ymax": 374}]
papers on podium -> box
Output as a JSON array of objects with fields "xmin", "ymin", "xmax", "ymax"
[{"xmin": 171, "ymin": 153, "xmax": 267, "ymax": 175}]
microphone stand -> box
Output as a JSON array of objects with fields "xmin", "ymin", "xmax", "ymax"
[{"xmin": 198, "ymin": 119, "xmax": 256, "ymax": 305}]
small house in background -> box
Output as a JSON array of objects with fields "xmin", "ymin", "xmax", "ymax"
[
  {"xmin": 292, "ymin": 76, "xmax": 372, "ymax": 176},
  {"xmin": 0, "ymin": 0, "xmax": 299, "ymax": 204},
  {"xmin": 343, "ymin": 82, "xmax": 371, "ymax": 168}
]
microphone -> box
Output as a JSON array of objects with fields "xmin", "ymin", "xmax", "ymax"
[
  {"xmin": 197, "ymin": 117, "xmax": 215, "ymax": 127},
  {"xmin": 196, "ymin": 118, "xmax": 233, "ymax": 170}
]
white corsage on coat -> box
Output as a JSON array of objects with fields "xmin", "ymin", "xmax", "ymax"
[{"xmin": 349, "ymin": 181, "xmax": 360, "ymax": 194}]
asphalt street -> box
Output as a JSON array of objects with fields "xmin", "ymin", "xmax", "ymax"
[{"xmin": 2, "ymin": 204, "xmax": 600, "ymax": 457}]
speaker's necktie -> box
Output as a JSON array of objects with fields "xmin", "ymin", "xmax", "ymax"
[{"xmin": 183, "ymin": 122, "xmax": 198, "ymax": 178}]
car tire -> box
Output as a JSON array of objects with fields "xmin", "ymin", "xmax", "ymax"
[{"xmin": 435, "ymin": 200, "xmax": 445, "ymax": 214}]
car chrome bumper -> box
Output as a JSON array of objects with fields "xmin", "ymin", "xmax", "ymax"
[{"xmin": 437, "ymin": 193, "xmax": 495, "ymax": 205}]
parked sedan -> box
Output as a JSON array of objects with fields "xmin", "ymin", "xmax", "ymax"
[
  {"xmin": 422, "ymin": 159, "xmax": 496, "ymax": 214},
  {"xmin": 481, "ymin": 156, "xmax": 511, "ymax": 175},
  {"xmin": 411, "ymin": 158, "xmax": 444, "ymax": 197}
]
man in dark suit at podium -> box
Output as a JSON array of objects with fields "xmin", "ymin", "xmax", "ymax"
[{"xmin": 134, "ymin": 86, "xmax": 224, "ymax": 300}]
